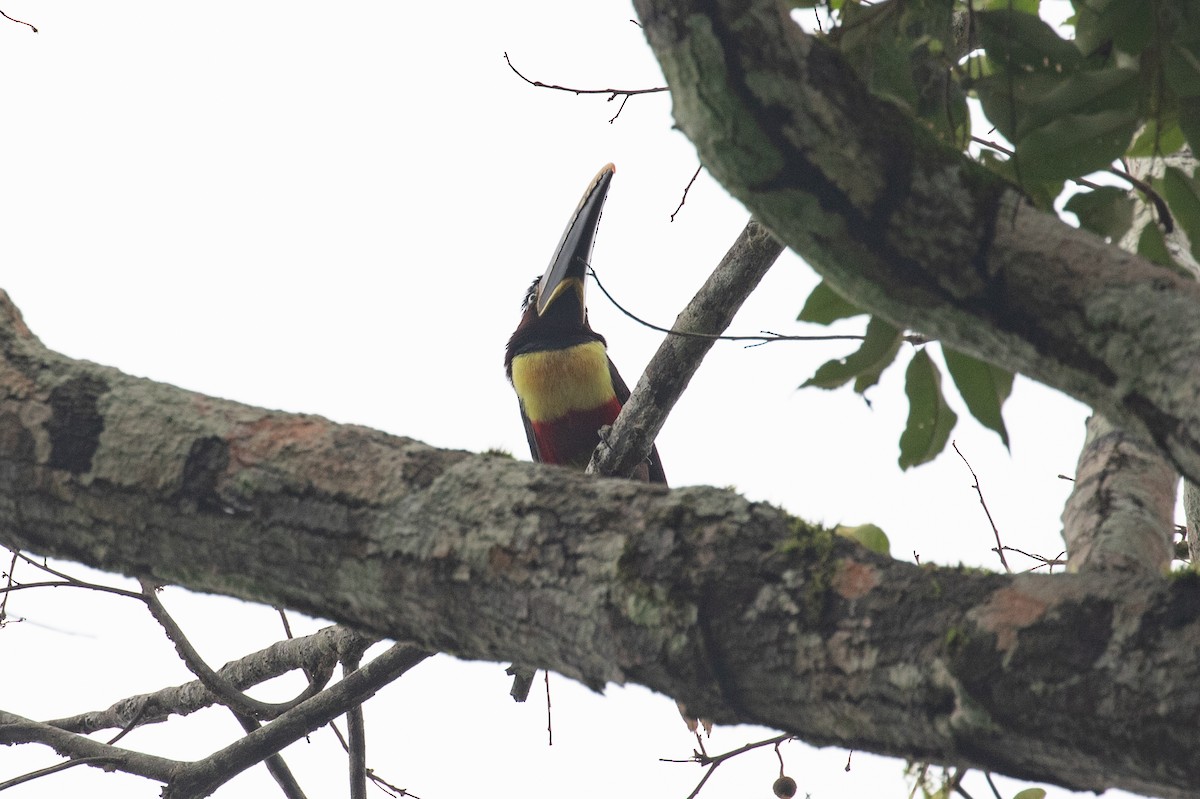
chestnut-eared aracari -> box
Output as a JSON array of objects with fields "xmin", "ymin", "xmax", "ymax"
[{"xmin": 503, "ymin": 163, "xmax": 667, "ymax": 700}]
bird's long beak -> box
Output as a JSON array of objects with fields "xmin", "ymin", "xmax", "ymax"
[{"xmin": 536, "ymin": 163, "xmax": 615, "ymax": 318}]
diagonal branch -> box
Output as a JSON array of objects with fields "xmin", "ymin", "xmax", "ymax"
[
  {"xmin": 165, "ymin": 643, "xmax": 431, "ymax": 799},
  {"xmin": 588, "ymin": 218, "xmax": 783, "ymax": 478}
]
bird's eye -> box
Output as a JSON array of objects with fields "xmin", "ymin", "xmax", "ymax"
[{"xmin": 521, "ymin": 278, "xmax": 539, "ymax": 311}]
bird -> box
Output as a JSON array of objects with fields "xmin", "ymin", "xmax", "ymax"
[{"xmin": 503, "ymin": 163, "xmax": 666, "ymax": 701}]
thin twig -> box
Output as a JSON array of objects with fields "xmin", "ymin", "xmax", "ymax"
[
  {"xmin": 277, "ymin": 608, "xmax": 294, "ymax": 639},
  {"xmin": 952, "ymin": 441, "xmax": 1011, "ymax": 573},
  {"xmin": 0, "ymin": 756, "xmax": 116, "ymax": 791},
  {"xmin": 662, "ymin": 733, "xmax": 792, "ymax": 799},
  {"xmin": 1000, "ymin": 545, "xmax": 1066, "ymax": 572},
  {"xmin": 0, "ymin": 9, "xmax": 36, "ymax": 32},
  {"xmin": 329, "ymin": 722, "xmax": 419, "ymax": 799},
  {"xmin": 949, "ymin": 766, "xmax": 978, "ymax": 799},
  {"xmin": 0, "ymin": 548, "xmax": 18, "ymax": 624},
  {"xmin": 5, "ymin": 553, "xmax": 144, "ymax": 600},
  {"xmin": 984, "ymin": 772, "xmax": 1003, "ymax": 799},
  {"xmin": 105, "ymin": 701, "xmax": 149, "ymax": 746},
  {"xmin": 587, "ymin": 266, "xmax": 868, "ymax": 346},
  {"xmin": 503, "ymin": 52, "xmax": 666, "ymax": 123},
  {"xmin": 545, "ymin": 669, "xmax": 553, "ymax": 747},
  {"xmin": 671, "ymin": 164, "xmax": 703, "ymax": 221}
]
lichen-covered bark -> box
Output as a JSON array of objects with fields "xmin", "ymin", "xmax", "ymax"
[
  {"xmin": 632, "ymin": 0, "xmax": 1200, "ymax": 489},
  {"xmin": 1062, "ymin": 415, "xmax": 1177, "ymax": 573},
  {"xmin": 1, "ymin": 292, "xmax": 1199, "ymax": 798}
]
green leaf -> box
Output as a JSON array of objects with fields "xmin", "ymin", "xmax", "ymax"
[
  {"xmin": 802, "ymin": 316, "xmax": 902, "ymax": 390},
  {"xmin": 1128, "ymin": 115, "xmax": 1188, "ymax": 158},
  {"xmin": 1165, "ymin": 38, "xmax": 1200, "ymax": 98},
  {"xmin": 1073, "ymin": 0, "xmax": 1154, "ymax": 57},
  {"xmin": 974, "ymin": 67, "xmax": 1139, "ymax": 146},
  {"xmin": 942, "ymin": 347, "xmax": 1013, "ymax": 448},
  {"xmin": 835, "ymin": 524, "xmax": 891, "ymax": 555},
  {"xmin": 798, "ymin": 280, "xmax": 865, "ymax": 325},
  {"xmin": 898, "ymin": 349, "xmax": 958, "ymax": 469},
  {"xmin": 1162, "ymin": 166, "xmax": 1200, "ymax": 260},
  {"xmin": 1064, "ymin": 186, "xmax": 1134, "ymax": 242},
  {"xmin": 1014, "ymin": 107, "xmax": 1138, "ymax": 180},
  {"xmin": 976, "ymin": 10, "xmax": 1082, "ymax": 74},
  {"xmin": 978, "ymin": 0, "xmax": 1039, "ymax": 13},
  {"xmin": 1180, "ymin": 96, "xmax": 1200, "ymax": 156},
  {"xmin": 976, "ymin": 150, "xmax": 1063, "ymax": 212},
  {"xmin": 1137, "ymin": 222, "xmax": 1174, "ymax": 268},
  {"xmin": 1012, "ymin": 790, "xmax": 1047, "ymax": 799}
]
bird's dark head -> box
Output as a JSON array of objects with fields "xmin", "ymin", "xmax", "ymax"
[{"xmin": 506, "ymin": 164, "xmax": 615, "ymax": 371}]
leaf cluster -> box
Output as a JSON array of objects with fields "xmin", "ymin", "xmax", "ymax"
[{"xmin": 794, "ymin": 0, "xmax": 1200, "ymax": 467}]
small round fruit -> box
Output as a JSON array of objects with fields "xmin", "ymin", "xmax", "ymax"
[{"xmin": 772, "ymin": 775, "xmax": 798, "ymax": 798}]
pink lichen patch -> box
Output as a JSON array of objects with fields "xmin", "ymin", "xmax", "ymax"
[
  {"xmin": 832, "ymin": 559, "xmax": 879, "ymax": 600},
  {"xmin": 229, "ymin": 415, "xmax": 335, "ymax": 467},
  {"xmin": 973, "ymin": 586, "xmax": 1049, "ymax": 652}
]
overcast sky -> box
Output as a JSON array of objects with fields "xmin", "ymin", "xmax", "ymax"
[{"xmin": 0, "ymin": 3, "xmax": 1139, "ymax": 799}]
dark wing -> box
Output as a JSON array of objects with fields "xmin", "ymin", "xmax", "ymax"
[
  {"xmin": 517, "ymin": 399, "xmax": 542, "ymax": 463},
  {"xmin": 607, "ymin": 357, "xmax": 667, "ymax": 485}
]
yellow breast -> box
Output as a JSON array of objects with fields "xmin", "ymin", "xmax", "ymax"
[{"xmin": 510, "ymin": 341, "xmax": 615, "ymax": 422}]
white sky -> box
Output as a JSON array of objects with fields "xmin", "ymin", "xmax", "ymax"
[{"xmin": 0, "ymin": 2, "xmax": 1143, "ymax": 798}]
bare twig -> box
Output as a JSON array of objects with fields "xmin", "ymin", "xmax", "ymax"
[
  {"xmin": 0, "ymin": 756, "xmax": 115, "ymax": 792},
  {"xmin": 329, "ymin": 721, "xmax": 419, "ymax": 799},
  {"xmin": 3, "ymin": 553, "xmax": 144, "ymax": 601},
  {"xmin": 0, "ymin": 548, "xmax": 18, "ymax": 625},
  {"xmin": 671, "ymin": 164, "xmax": 703, "ymax": 221},
  {"xmin": 277, "ymin": 608, "xmax": 294, "ymax": 639},
  {"xmin": 952, "ymin": 441, "xmax": 1011, "ymax": 573},
  {"xmin": 662, "ymin": 733, "xmax": 792, "ymax": 799},
  {"xmin": 0, "ymin": 9, "xmax": 36, "ymax": 32},
  {"xmin": 105, "ymin": 701, "xmax": 149, "ymax": 746},
  {"xmin": 503, "ymin": 52, "xmax": 666, "ymax": 122},
  {"xmin": 545, "ymin": 669, "xmax": 553, "ymax": 747},
  {"xmin": 587, "ymin": 266, "xmax": 869, "ymax": 346},
  {"xmin": 1000, "ymin": 545, "xmax": 1066, "ymax": 573}
]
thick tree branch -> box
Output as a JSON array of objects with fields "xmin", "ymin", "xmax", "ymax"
[
  {"xmin": 1, "ymin": 292, "xmax": 1199, "ymax": 797},
  {"xmin": 631, "ymin": 0, "xmax": 1200, "ymax": 486}
]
